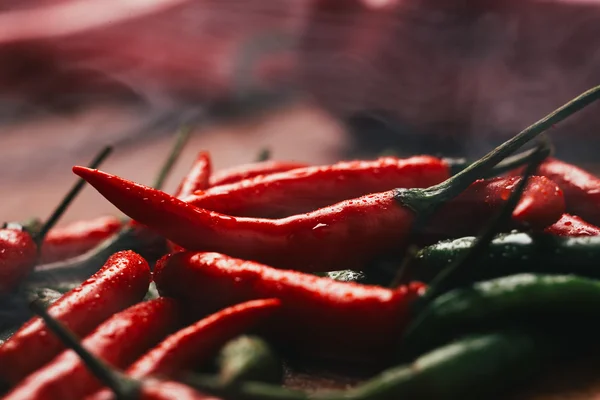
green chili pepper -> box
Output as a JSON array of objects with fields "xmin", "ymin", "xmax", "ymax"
[
  {"xmin": 187, "ymin": 330, "xmax": 564, "ymax": 400},
  {"xmin": 410, "ymin": 232, "xmax": 600, "ymax": 284},
  {"xmin": 217, "ymin": 335, "xmax": 283, "ymax": 387},
  {"xmin": 401, "ymin": 273, "xmax": 600, "ymax": 360}
]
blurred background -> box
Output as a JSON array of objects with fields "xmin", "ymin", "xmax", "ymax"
[{"xmin": 1, "ymin": 0, "xmax": 600, "ymax": 223}]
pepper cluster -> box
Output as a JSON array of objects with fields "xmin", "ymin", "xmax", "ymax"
[{"xmin": 1, "ymin": 86, "xmax": 600, "ymax": 400}]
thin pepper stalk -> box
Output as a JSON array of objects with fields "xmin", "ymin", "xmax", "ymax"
[
  {"xmin": 398, "ymin": 137, "xmax": 552, "ymax": 357},
  {"xmin": 255, "ymin": 147, "xmax": 271, "ymax": 162},
  {"xmin": 27, "ymin": 298, "xmax": 211, "ymax": 400},
  {"xmin": 0, "ymin": 146, "xmax": 112, "ymax": 296},
  {"xmin": 30, "ymin": 127, "xmax": 192, "ymax": 284},
  {"xmin": 415, "ymin": 135, "xmax": 552, "ymax": 306},
  {"xmin": 74, "ymin": 87, "xmax": 595, "ymax": 273},
  {"xmin": 28, "ymin": 297, "xmax": 140, "ymax": 399}
]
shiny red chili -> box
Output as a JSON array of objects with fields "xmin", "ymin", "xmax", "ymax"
[
  {"xmin": 73, "ymin": 167, "xmax": 564, "ymax": 272},
  {"xmin": 85, "ymin": 379, "xmax": 219, "ymax": 400},
  {"xmin": 0, "ymin": 250, "xmax": 151, "ymax": 385},
  {"xmin": 175, "ymin": 151, "xmax": 212, "ymax": 199},
  {"xmin": 513, "ymin": 157, "xmax": 600, "ymax": 226},
  {"xmin": 0, "ymin": 225, "xmax": 37, "ymax": 294},
  {"xmin": 184, "ymin": 156, "xmax": 450, "ymax": 218},
  {"xmin": 422, "ymin": 175, "xmax": 565, "ymax": 239},
  {"xmin": 87, "ymin": 299, "xmax": 281, "ymax": 399},
  {"xmin": 39, "ymin": 216, "xmax": 124, "ymax": 264},
  {"xmin": 154, "ymin": 252, "xmax": 425, "ymax": 364},
  {"xmin": 3, "ymin": 298, "xmax": 181, "ymax": 400},
  {"xmin": 544, "ymin": 213, "xmax": 600, "ymax": 236},
  {"xmin": 209, "ymin": 160, "xmax": 309, "ymax": 187}
]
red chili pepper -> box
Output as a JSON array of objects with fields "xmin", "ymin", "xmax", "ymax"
[
  {"xmin": 154, "ymin": 252, "xmax": 425, "ymax": 363},
  {"xmin": 3, "ymin": 298, "xmax": 181, "ymax": 400},
  {"xmin": 209, "ymin": 160, "xmax": 309, "ymax": 187},
  {"xmin": 421, "ymin": 176, "xmax": 565, "ymax": 239},
  {"xmin": 175, "ymin": 151, "xmax": 212, "ymax": 199},
  {"xmin": 87, "ymin": 299, "xmax": 281, "ymax": 400},
  {"xmin": 544, "ymin": 213, "xmax": 600, "ymax": 236},
  {"xmin": 0, "ymin": 225, "xmax": 37, "ymax": 294},
  {"xmin": 184, "ymin": 156, "xmax": 450, "ymax": 218},
  {"xmin": 84, "ymin": 379, "xmax": 218, "ymax": 400},
  {"xmin": 0, "ymin": 250, "xmax": 151, "ymax": 385},
  {"xmin": 512, "ymin": 157, "xmax": 600, "ymax": 226},
  {"xmin": 39, "ymin": 216, "xmax": 124, "ymax": 264},
  {"xmin": 72, "ymin": 166, "xmax": 564, "ymax": 272}
]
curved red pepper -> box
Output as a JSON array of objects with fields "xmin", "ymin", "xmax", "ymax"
[
  {"xmin": 209, "ymin": 160, "xmax": 309, "ymax": 187},
  {"xmin": 184, "ymin": 156, "xmax": 450, "ymax": 218},
  {"xmin": 40, "ymin": 216, "xmax": 124, "ymax": 263},
  {"xmin": 87, "ymin": 299, "xmax": 281, "ymax": 399},
  {"xmin": 0, "ymin": 250, "xmax": 151, "ymax": 385},
  {"xmin": 73, "ymin": 166, "xmax": 564, "ymax": 272},
  {"xmin": 174, "ymin": 151, "xmax": 212, "ymax": 199},
  {"xmin": 154, "ymin": 251, "xmax": 425, "ymax": 364},
  {"xmin": 513, "ymin": 157, "xmax": 600, "ymax": 226},
  {"xmin": 3, "ymin": 298, "xmax": 181, "ymax": 400},
  {"xmin": 544, "ymin": 213, "xmax": 600, "ymax": 236},
  {"xmin": 0, "ymin": 227, "xmax": 37, "ymax": 294}
]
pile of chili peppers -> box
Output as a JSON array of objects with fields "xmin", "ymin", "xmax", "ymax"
[{"xmin": 1, "ymin": 85, "xmax": 600, "ymax": 400}]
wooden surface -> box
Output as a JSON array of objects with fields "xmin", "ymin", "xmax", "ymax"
[{"xmin": 2, "ymin": 102, "xmax": 600, "ymax": 399}]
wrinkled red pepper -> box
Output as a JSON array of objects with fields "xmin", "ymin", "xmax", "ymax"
[
  {"xmin": 4, "ymin": 298, "xmax": 181, "ymax": 400},
  {"xmin": 0, "ymin": 250, "xmax": 151, "ymax": 385},
  {"xmin": 154, "ymin": 251, "xmax": 425, "ymax": 364}
]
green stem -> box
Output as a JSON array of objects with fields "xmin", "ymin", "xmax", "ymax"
[
  {"xmin": 183, "ymin": 373, "xmax": 307, "ymax": 400},
  {"xmin": 397, "ymin": 85, "xmax": 600, "ymax": 215},
  {"xmin": 28, "ymin": 298, "xmax": 139, "ymax": 400},
  {"xmin": 255, "ymin": 147, "xmax": 272, "ymax": 162},
  {"xmin": 414, "ymin": 135, "xmax": 551, "ymax": 309},
  {"xmin": 152, "ymin": 125, "xmax": 193, "ymax": 190},
  {"xmin": 34, "ymin": 146, "xmax": 113, "ymax": 245}
]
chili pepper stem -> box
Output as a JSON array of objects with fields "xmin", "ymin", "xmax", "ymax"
[
  {"xmin": 28, "ymin": 297, "xmax": 140, "ymax": 400},
  {"xmin": 413, "ymin": 136, "xmax": 551, "ymax": 310},
  {"xmin": 396, "ymin": 84, "xmax": 600, "ymax": 215},
  {"xmin": 33, "ymin": 146, "xmax": 113, "ymax": 245},
  {"xmin": 152, "ymin": 125, "xmax": 194, "ymax": 190},
  {"xmin": 255, "ymin": 147, "xmax": 272, "ymax": 162}
]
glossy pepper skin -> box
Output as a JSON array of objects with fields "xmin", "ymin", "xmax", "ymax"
[
  {"xmin": 87, "ymin": 299, "xmax": 281, "ymax": 400},
  {"xmin": 410, "ymin": 233, "xmax": 600, "ymax": 284},
  {"xmin": 73, "ymin": 167, "xmax": 564, "ymax": 272},
  {"xmin": 175, "ymin": 151, "xmax": 212, "ymax": 199},
  {"xmin": 4, "ymin": 298, "xmax": 181, "ymax": 400},
  {"xmin": 184, "ymin": 156, "xmax": 450, "ymax": 218},
  {"xmin": 40, "ymin": 216, "xmax": 124, "ymax": 263},
  {"xmin": 543, "ymin": 213, "xmax": 600, "ymax": 236},
  {"xmin": 0, "ymin": 226, "xmax": 37, "ymax": 294},
  {"xmin": 73, "ymin": 166, "xmax": 416, "ymax": 272},
  {"xmin": 154, "ymin": 252, "xmax": 425, "ymax": 364},
  {"xmin": 209, "ymin": 160, "xmax": 309, "ymax": 187},
  {"xmin": 401, "ymin": 273, "xmax": 600, "ymax": 360},
  {"xmin": 511, "ymin": 157, "xmax": 600, "ymax": 226},
  {"xmin": 421, "ymin": 176, "xmax": 565, "ymax": 239},
  {"xmin": 0, "ymin": 250, "xmax": 151, "ymax": 385}
]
